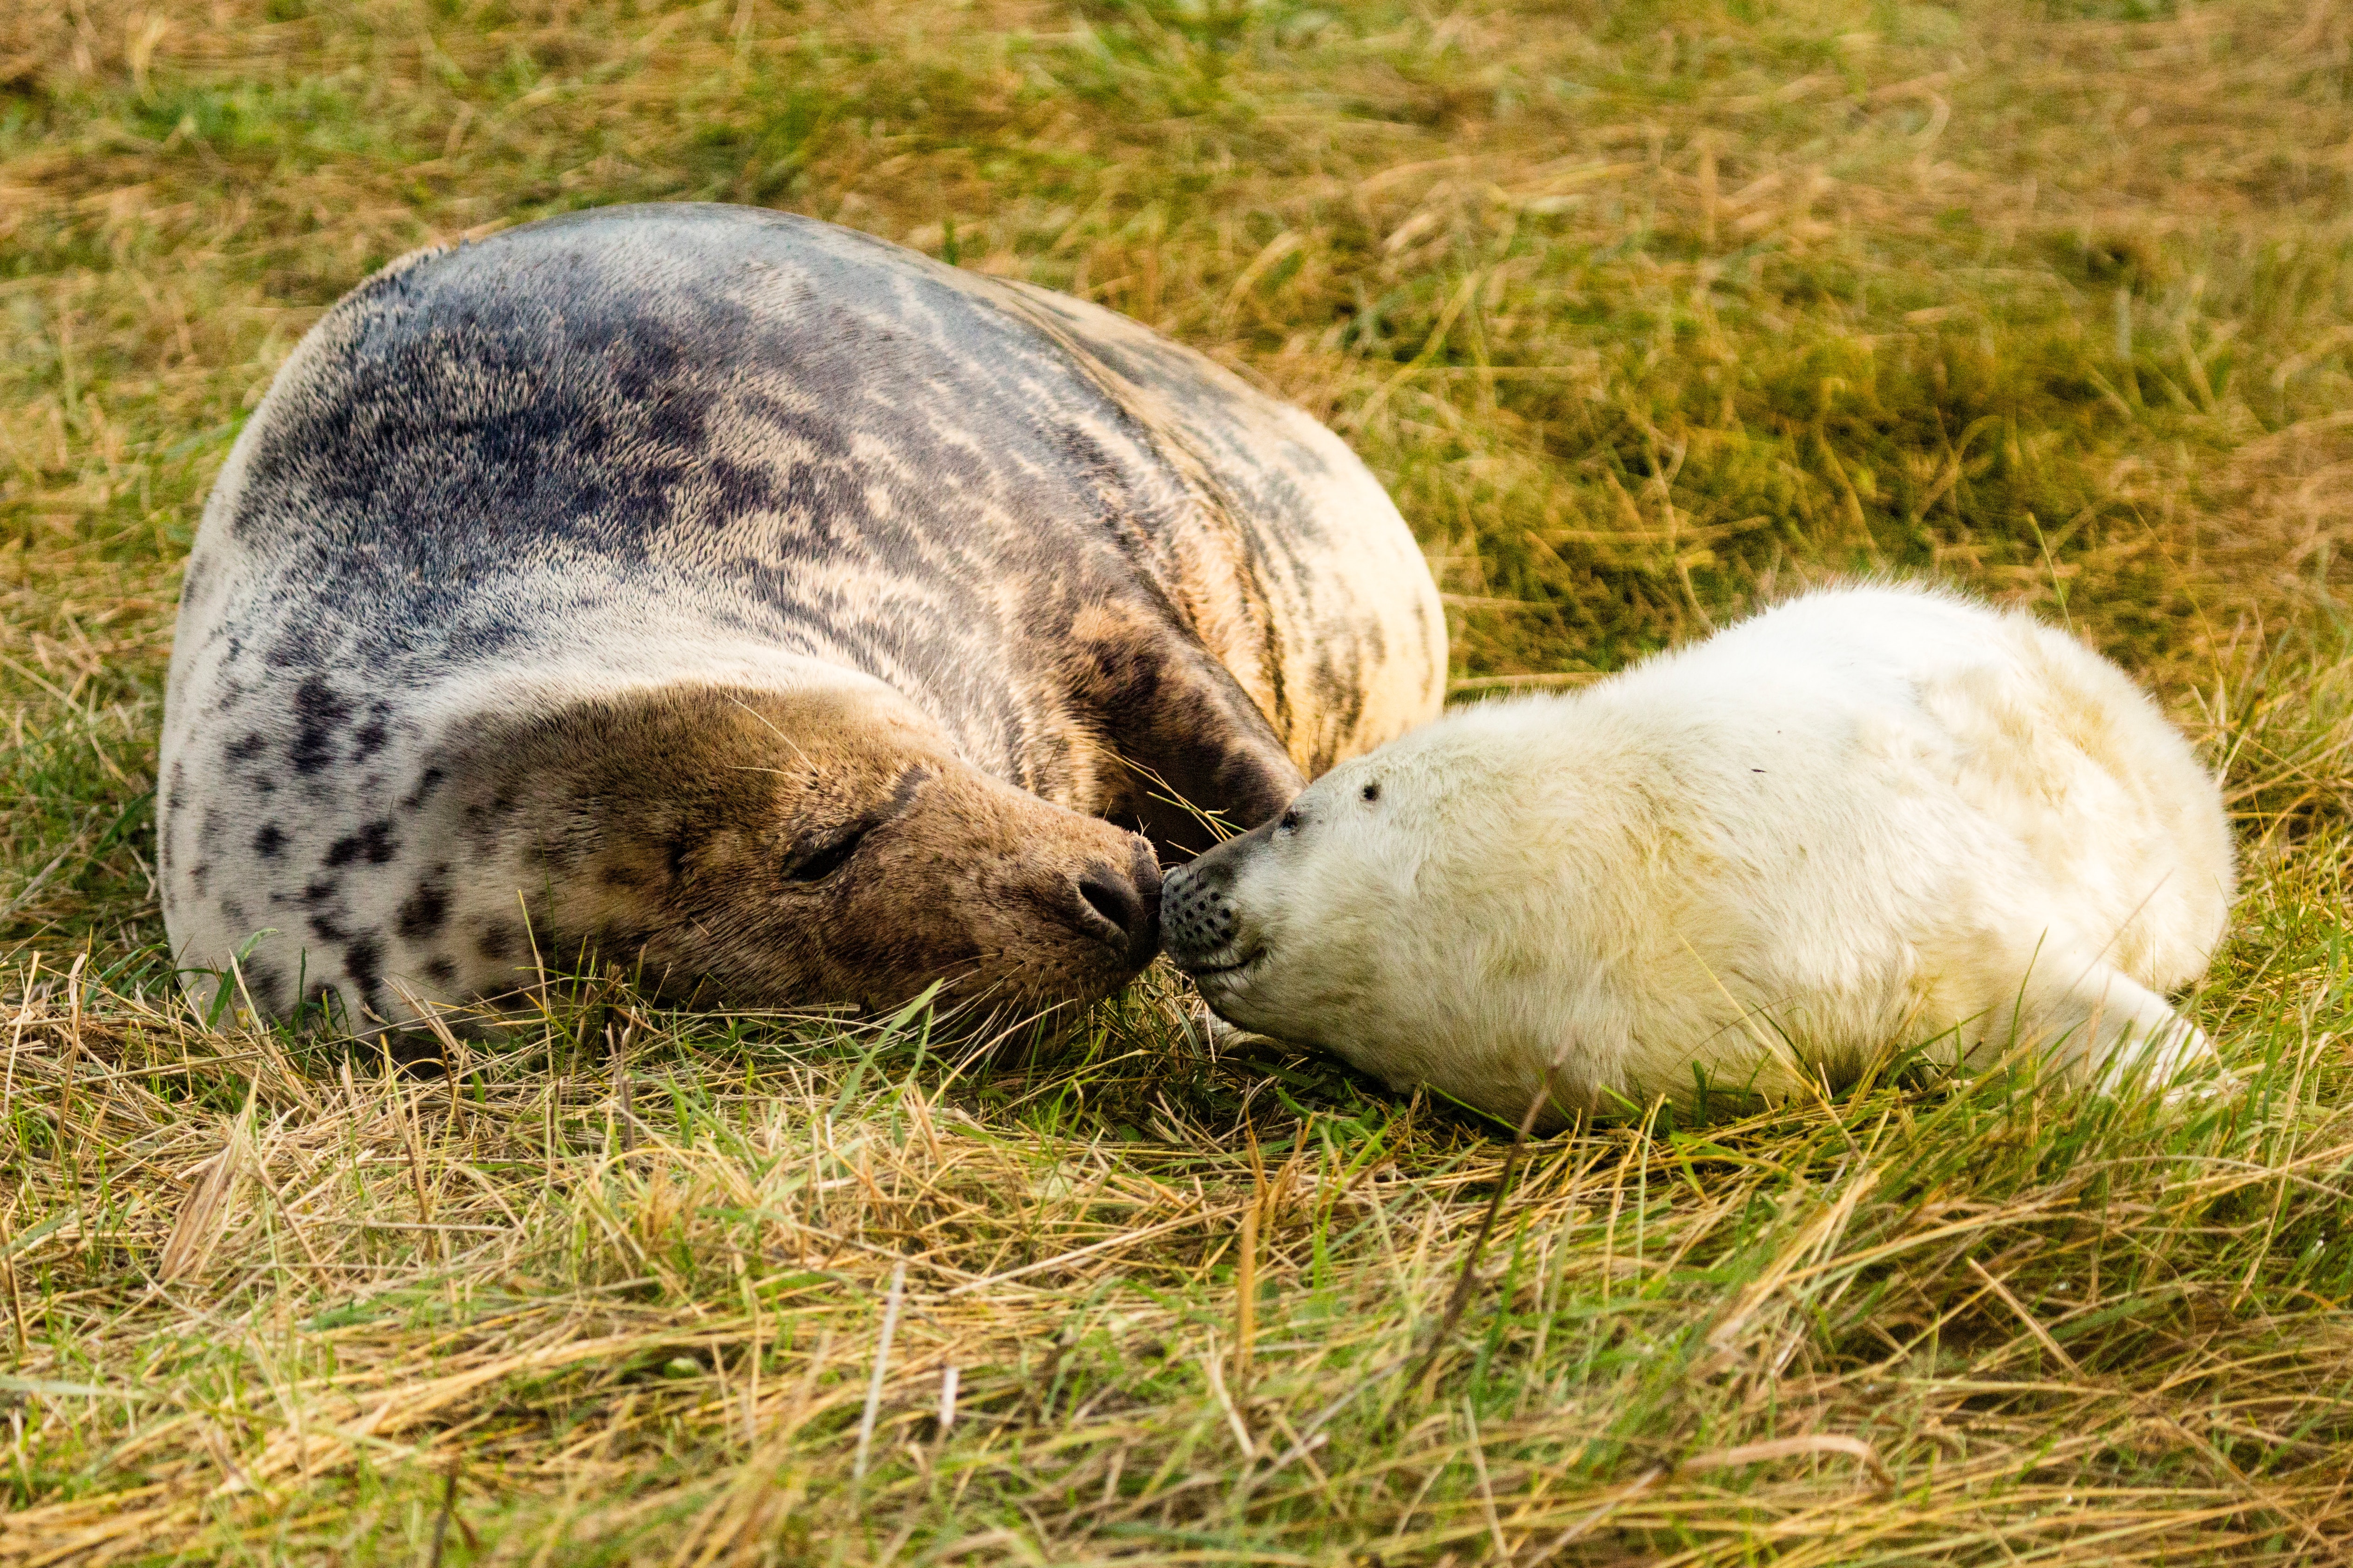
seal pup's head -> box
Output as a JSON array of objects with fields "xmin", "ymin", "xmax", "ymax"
[
  {"xmin": 1157, "ymin": 734, "xmax": 1501, "ymax": 1104},
  {"xmin": 424, "ymin": 683, "xmax": 1162, "ymax": 1020},
  {"xmin": 1158, "ymin": 710, "xmax": 1650, "ymax": 1125}
]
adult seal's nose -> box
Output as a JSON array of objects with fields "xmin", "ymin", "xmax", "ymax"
[{"xmin": 1072, "ymin": 841, "xmax": 1162, "ymax": 967}]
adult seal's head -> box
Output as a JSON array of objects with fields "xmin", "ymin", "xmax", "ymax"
[
  {"xmin": 158, "ymin": 204, "xmax": 1446, "ymax": 1030},
  {"xmin": 432, "ymin": 683, "xmax": 1165, "ymax": 1017}
]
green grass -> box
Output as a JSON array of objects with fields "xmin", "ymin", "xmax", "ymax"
[{"xmin": 7, "ymin": 0, "xmax": 2353, "ymax": 1560}]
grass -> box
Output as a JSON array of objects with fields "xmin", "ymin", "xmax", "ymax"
[{"xmin": 7, "ymin": 0, "xmax": 2353, "ymax": 1559}]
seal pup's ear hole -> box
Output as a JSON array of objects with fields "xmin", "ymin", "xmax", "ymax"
[{"xmin": 1361, "ymin": 781, "xmax": 1381, "ymax": 803}]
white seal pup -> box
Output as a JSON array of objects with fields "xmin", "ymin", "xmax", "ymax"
[
  {"xmin": 160, "ymin": 204, "xmax": 1444, "ymax": 1027},
  {"xmin": 1163, "ymin": 584, "xmax": 2235, "ymax": 1121}
]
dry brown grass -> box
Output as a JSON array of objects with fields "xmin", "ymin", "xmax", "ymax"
[
  {"xmin": 4, "ymin": 956, "xmax": 2353, "ymax": 1562},
  {"xmin": 8, "ymin": 0, "xmax": 2353, "ymax": 1560}
]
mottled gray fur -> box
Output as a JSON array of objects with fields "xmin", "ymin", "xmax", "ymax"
[{"xmin": 160, "ymin": 204, "xmax": 1444, "ymax": 1026}]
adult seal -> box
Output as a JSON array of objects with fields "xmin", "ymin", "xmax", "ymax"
[{"xmin": 158, "ymin": 204, "xmax": 1445, "ymax": 1029}]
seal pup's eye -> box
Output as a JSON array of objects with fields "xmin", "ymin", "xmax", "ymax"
[
  {"xmin": 785, "ymin": 822, "xmax": 873, "ymax": 883},
  {"xmin": 1278, "ymin": 808, "xmax": 1300, "ymax": 833},
  {"xmin": 1360, "ymin": 781, "xmax": 1381, "ymax": 803}
]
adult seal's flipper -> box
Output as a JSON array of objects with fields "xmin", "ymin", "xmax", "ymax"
[{"xmin": 1054, "ymin": 594, "xmax": 1304, "ymax": 857}]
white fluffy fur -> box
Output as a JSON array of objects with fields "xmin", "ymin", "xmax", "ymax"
[{"xmin": 1175, "ymin": 585, "xmax": 2236, "ymax": 1120}]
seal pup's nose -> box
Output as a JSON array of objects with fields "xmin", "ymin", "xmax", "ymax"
[
  {"xmin": 1071, "ymin": 841, "xmax": 1162, "ymax": 967},
  {"xmin": 1162, "ymin": 852, "xmax": 1243, "ymax": 972}
]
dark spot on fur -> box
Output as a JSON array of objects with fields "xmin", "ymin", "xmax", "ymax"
[
  {"xmin": 425, "ymin": 956, "xmax": 458, "ymax": 985},
  {"xmin": 254, "ymin": 823, "xmax": 286, "ymax": 859},
  {"xmin": 704, "ymin": 455, "xmax": 775, "ymax": 518},
  {"xmin": 310, "ymin": 913, "xmax": 347, "ymax": 944},
  {"xmin": 267, "ymin": 621, "xmax": 334, "ymax": 670},
  {"xmin": 397, "ymin": 867, "xmax": 451, "ymax": 939},
  {"xmin": 220, "ymin": 896, "xmax": 247, "ymax": 928},
  {"xmin": 443, "ymin": 616, "xmax": 524, "ymax": 661},
  {"xmin": 291, "ymin": 678, "xmax": 355, "ymax": 775},
  {"xmin": 404, "ymin": 766, "xmax": 447, "ymax": 810},
  {"xmin": 326, "ymin": 820, "xmax": 400, "ymax": 868},
  {"xmin": 189, "ymin": 861, "xmax": 211, "ymax": 896},
  {"xmin": 351, "ymin": 705, "xmax": 392, "ymax": 762},
  {"xmin": 887, "ymin": 764, "xmax": 934, "ymax": 815},
  {"xmin": 243, "ymin": 959, "xmax": 286, "ymax": 1013},
  {"xmin": 227, "ymin": 732, "xmax": 268, "ymax": 762},
  {"xmin": 478, "ymin": 924, "xmax": 517, "ymax": 962},
  {"xmin": 345, "ymin": 936, "xmax": 383, "ymax": 998},
  {"xmin": 464, "ymin": 790, "xmax": 524, "ymax": 854},
  {"xmin": 1049, "ymin": 422, "xmax": 1134, "ymax": 504}
]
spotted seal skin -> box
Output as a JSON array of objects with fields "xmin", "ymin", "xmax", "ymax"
[{"xmin": 159, "ymin": 204, "xmax": 1445, "ymax": 1027}]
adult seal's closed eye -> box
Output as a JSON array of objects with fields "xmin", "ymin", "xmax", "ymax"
[{"xmin": 159, "ymin": 204, "xmax": 1446, "ymax": 1028}]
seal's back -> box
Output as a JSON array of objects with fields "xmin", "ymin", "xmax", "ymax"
[{"xmin": 161, "ymin": 204, "xmax": 1443, "ymax": 1025}]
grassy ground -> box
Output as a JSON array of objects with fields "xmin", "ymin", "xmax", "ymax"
[{"xmin": 7, "ymin": 0, "xmax": 2353, "ymax": 1559}]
